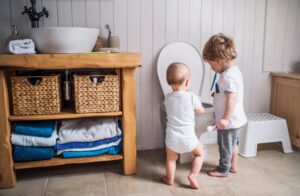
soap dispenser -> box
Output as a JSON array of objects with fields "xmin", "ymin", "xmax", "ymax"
[
  {"xmin": 6, "ymin": 25, "xmax": 21, "ymax": 44},
  {"xmin": 5, "ymin": 25, "xmax": 21, "ymax": 52}
]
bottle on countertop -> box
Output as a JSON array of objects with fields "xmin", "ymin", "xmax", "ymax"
[
  {"xmin": 6, "ymin": 25, "xmax": 21, "ymax": 45},
  {"xmin": 5, "ymin": 25, "xmax": 21, "ymax": 53}
]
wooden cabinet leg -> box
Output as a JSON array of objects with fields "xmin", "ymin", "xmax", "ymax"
[
  {"xmin": 0, "ymin": 71, "xmax": 16, "ymax": 188},
  {"xmin": 122, "ymin": 68, "xmax": 137, "ymax": 175}
]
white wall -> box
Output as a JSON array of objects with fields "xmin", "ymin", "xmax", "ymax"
[{"xmin": 1, "ymin": 0, "xmax": 300, "ymax": 150}]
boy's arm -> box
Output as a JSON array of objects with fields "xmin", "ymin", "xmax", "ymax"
[
  {"xmin": 218, "ymin": 92, "xmax": 236, "ymax": 129},
  {"xmin": 191, "ymin": 93, "xmax": 205, "ymax": 115},
  {"xmin": 223, "ymin": 92, "xmax": 236, "ymax": 120}
]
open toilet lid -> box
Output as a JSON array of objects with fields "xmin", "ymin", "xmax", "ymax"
[{"xmin": 157, "ymin": 42, "xmax": 205, "ymax": 95}]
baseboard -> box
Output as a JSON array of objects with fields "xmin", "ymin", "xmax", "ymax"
[{"xmin": 137, "ymin": 142, "xmax": 164, "ymax": 150}]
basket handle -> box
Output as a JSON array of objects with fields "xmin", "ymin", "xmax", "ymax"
[
  {"xmin": 89, "ymin": 75, "xmax": 105, "ymax": 85},
  {"xmin": 25, "ymin": 76, "xmax": 43, "ymax": 86}
]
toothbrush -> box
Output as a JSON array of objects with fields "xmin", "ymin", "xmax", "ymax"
[
  {"xmin": 210, "ymin": 72, "xmax": 217, "ymax": 91},
  {"xmin": 207, "ymin": 125, "xmax": 217, "ymax": 132}
]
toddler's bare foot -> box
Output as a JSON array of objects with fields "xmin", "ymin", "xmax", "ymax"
[
  {"xmin": 207, "ymin": 170, "xmax": 228, "ymax": 178},
  {"xmin": 230, "ymin": 167, "xmax": 238, "ymax": 173},
  {"xmin": 188, "ymin": 173, "xmax": 200, "ymax": 189},
  {"xmin": 162, "ymin": 176, "xmax": 173, "ymax": 186}
]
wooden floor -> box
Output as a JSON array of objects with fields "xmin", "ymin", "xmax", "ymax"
[{"xmin": 0, "ymin": 144, "xmax": 299, "ymax": 196}]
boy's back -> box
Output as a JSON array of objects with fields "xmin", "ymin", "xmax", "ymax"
[
  {"xmin": 165, "ymin": 91, "xmax": 202, "ymax": 154},
  {"xmin": 165, "ymin": 91, "xmax": 201, "ymax": 134}
]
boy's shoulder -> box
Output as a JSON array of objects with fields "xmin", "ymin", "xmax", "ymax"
[
  {"xmin": 165, "ymin": 91, "xmax": 194, "ymax": 99},
  {"xmin": 222, "ymin": 66, "xmax": 242, "ymax": 80},
  {"xmin": 165, "ymin": 92, "xmax": 178, "ymax": 100},
  {"xmin": 188, "ymin": 91, "xmax": 198, "ymax": 98}
]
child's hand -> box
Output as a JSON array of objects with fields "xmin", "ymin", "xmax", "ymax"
[
  {"xmin": 195, "ymin": 106, "xmax": 205, "ymax": 115},
  {"xmin": 217, "ymin": 119, "xmax": 229, "ymax": 130},
  {"xmin": 211, "ymin": 92, "xmax": 215, "ymax": 97}
]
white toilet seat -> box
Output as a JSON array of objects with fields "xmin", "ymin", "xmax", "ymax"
[{"xmin": 157, "ymin": 42, "xmax": 205, "ymax": 96}]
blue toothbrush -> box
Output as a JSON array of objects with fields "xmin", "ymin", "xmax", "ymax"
[{"xmin": 210, "ymin": 72, "xmax": 217, "ymax": 91}]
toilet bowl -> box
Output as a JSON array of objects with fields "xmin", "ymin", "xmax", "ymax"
[{"xmin": 157, "ymin": 42, "xmax": 216, "ymax": 163}]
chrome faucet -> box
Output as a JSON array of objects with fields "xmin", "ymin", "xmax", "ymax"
[{"xmin": 22, "ymin": 0, "xmax": 49, "ymax": 28}]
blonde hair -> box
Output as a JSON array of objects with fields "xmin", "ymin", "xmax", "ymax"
[
  {"xmin": 202, "ymin": 33, "xmax": 237, "ymax": 61},
  {"xmin": 166, "ymin": 62, "xmax": 190, "ymax": 85}
]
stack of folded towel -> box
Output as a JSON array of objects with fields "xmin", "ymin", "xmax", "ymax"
[
  {"xmin": 56, "ymin": 117, "xmax": 122, "ymax": 158},
  {"xmin": 8, "ymin": 39, "xmax": 36, "ymax": 54},
  {"xmin": 11, "ymin": 121, "xmax": 57, "ymax": 162}
]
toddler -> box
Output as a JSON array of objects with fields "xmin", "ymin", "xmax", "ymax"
[
  {"xmin": 202, "ymin": 33, "xmax": 247, "ymax": 177},
  {"xmin": 163, "ymin": 62, "xmax": 205, "ymax": 189}
]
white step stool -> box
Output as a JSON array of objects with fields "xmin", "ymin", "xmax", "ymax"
[{"xmin": 239, "ymin": 113, "xmax": 293, "ymax": 157}]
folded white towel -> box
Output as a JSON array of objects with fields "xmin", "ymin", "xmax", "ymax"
[
  {"xmin": 58, "ymin": 117, "xmax": 121, "ymax": 144},
  {"xmin": 8, "ymin": 39, "xmax": 36, "ymax": 54},
  {"xmin": 11, "ymin": 130, "xmax": 58, "ymax": 147}
]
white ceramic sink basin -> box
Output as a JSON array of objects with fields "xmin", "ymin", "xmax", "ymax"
[{"xmin": 30, "ymin": 27, "xmax": 99, "ymax": 54}]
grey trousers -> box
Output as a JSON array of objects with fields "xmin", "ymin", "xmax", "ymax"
[{"xmin": 217, "ymin": 125, "xmax": 244, "ymax": 174}]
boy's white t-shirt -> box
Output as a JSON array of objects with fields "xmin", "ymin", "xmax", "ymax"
[
  {"xmin": 213, "ymin": 66, "xmax": 247, "ymax": 129},
  {"xmin": 164, "ymin": 91, "xmax": 202, "ymax": 153}
]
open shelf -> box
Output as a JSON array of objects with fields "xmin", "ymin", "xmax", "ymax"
[
  {"xmin": 9, "ymin": 107, "xmax": 122, "ymax": 121},
  {"xmin": 14, "ymin": 154, "xmax": 124, "ymax": 170},
  {"xmin": 0, "ymin": 53, "xmax": 140, "ymax": 188}
]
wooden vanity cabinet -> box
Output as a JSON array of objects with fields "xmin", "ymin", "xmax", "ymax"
[
  {"xmin": 270, "ymin": 72, "xmax": 300, "ymax": 148},
  {"xmin": 0, "ymin": 53, "xmax": 141, "ymax": 188}
]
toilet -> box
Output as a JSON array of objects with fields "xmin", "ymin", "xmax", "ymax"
[{"xmin": 157, "ymin": 42, "xmax": 216, "ymax": 163}]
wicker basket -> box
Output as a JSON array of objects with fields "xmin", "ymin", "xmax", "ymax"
[
  {"xmin": 74, "ymin": 74, "xmax": 120, "ymax": 113},
  {"xmin": 11, "ymin": 75, "xmax": 62, "ymax": 115}
]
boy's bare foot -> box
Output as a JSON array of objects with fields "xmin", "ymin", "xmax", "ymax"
[
  {"xmin": 207, "ymin": 170, "xmax": 228, "ymax": 178},
  {"xmin": 230, "ymin": 167, "xmax": 238, "ymax": 173},
  {"xmin": 162, "ymin": 176, "xmax": 173, "ymax": 186},
  {"xmin": 188, "ymin": 173, "xmax": 200, "ymax": 189}
]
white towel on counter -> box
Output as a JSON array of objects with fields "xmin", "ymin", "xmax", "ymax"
[
  {"xmin": 58, "ymin": 117, "xmax": 121, "ymax": 144},
  {"xmin": 57, "ymin": 138, "xmax": 122, "ymax": 155},
  {"xmin": 8, "ymin": 39, "xmax": 36, "ymax": 54},
  {"xmin": 11, "ymin": 130, "xmax": 58, "ymax": 147}
]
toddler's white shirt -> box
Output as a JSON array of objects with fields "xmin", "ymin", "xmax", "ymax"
[{"xmin": 164, "ymin": 91, "xmax": 202, "ymax": 153}]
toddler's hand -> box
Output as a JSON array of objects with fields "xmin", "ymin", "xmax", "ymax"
[
  {"xmin": 217, "ymin": 119, "xmax": 229, "ymax": 130},
  {"xmin": 211, "ymin": 92, "xmax": 215, "ymax": 97}
]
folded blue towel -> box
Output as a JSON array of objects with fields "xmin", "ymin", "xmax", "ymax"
[
  {"xmin": 62, "ymin": 144, "xmax": 122, "ymax": 158},
  {"xmin": 118, "ymin": 119, "xmax": 122, "ymax": 130},
  {"xmin": 56, "ymin": 134, "xmax": 122, "ymax": 150},
  {"xmin": 14, "ymin": 121, "xmax": 55, "ymax": 137},
  {"xmin": 13, "ymin": 145, "xmax": 55, "ymax": 162}
]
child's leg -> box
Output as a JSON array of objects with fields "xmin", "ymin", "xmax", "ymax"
[
  {"xmin": 163, "ymin": 147, "xmax": 178, "ymax": 185},
  {"xmin": 207, "ymin": 129, "xmax": 236, "ymax": 177},
  {"xmin": 230, "ymin": 126, "xmax": 244, "ymax": 173},
  {"xmin": 188, "ymin": 143, "xmax": 203, "ymax": 189},
  {"xmin": 230, "ymin": 145, "xmax": 239, "ymax": 173}
]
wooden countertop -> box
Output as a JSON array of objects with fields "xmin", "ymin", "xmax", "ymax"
[
  {"xmin": 0, "ymin": 53, "xmax": 142, "ymax": 70},
  {"xmin": 271, "ymin": 72, "xmax": 300, "ymax": 80}
]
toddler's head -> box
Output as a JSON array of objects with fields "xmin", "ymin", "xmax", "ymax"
[
  {"xmin": 202, "ymin": 33, "xmax": 237, "ymax": 73},
  {"xmin": 166, "ymin": 62, "xmax": 190, "ymax": 91}
]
